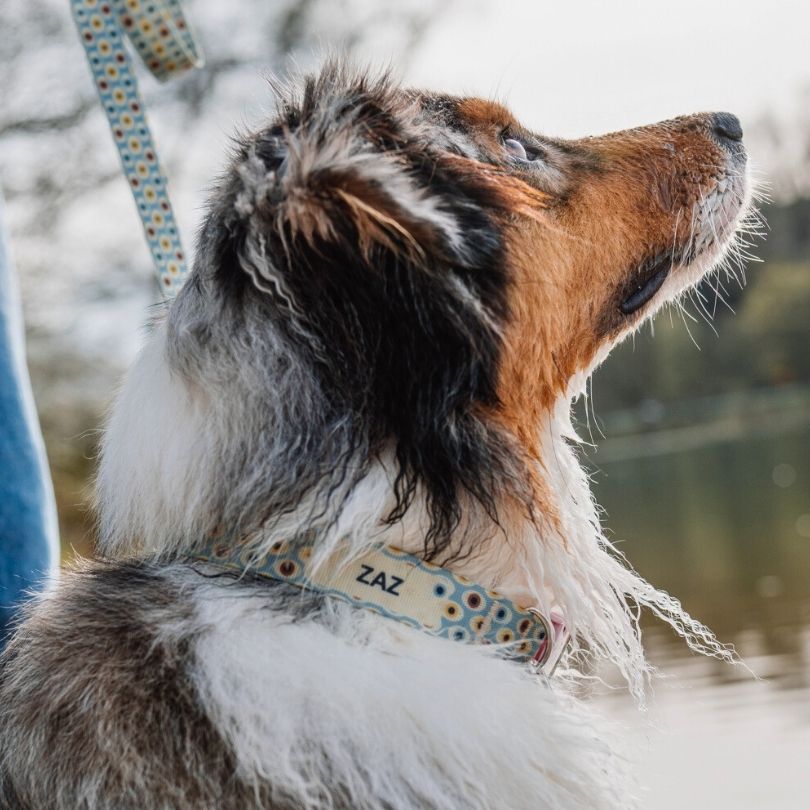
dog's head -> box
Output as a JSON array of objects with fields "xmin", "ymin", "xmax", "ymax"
[{"xmin": 98, "ymin": 62, "xmax": 751, "ymax": 681}]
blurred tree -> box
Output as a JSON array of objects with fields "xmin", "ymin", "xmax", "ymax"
[{"xmin": 1, "ymin": 0, "xmax": 443, "ymax": 361}]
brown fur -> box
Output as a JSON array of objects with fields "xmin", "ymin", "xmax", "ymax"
[
  {"xmin": 484, "ymin": 117, "xmax": 724, "ymax": 449},
  {"xmin": 432, "ymin": 105, "xmax": 731, "ymax": 529}
]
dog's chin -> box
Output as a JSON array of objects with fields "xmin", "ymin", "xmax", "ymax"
[
  {"xmin": 569, "ymin": 163, "xmax": 753, "ymax": 403},
  {"xmin": 618, "ymin": 161, "xmax": 752, "ymax": 341},
  {"xmin": 656, "ymin": 162, "xmax": 752, "ymax": 310}
]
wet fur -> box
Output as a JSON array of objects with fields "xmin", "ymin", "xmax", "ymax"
[{"xmin": 0, "ymin": 62, "xmax": 753, "ymax": 809}]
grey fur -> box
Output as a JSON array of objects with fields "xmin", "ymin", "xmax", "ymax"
[
  {"xmin": 0, "ymin": 562, "xmax": 302, "ymax": 810},
  {"xmin": 95, "ymin": 61, "xmax": 526, "ymax": 563},
  {"xmin": 0, "ymin": 564, "xmax": 453, "ymax": 810}
]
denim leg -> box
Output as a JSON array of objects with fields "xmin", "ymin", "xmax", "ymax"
[{"xmin": 0, "ymin": 189, "xmax": 59, "ymax": 645}]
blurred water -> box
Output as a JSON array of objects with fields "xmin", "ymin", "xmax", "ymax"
[{"xmin": 589, "ymin": 418, "xmax": 810, "ymax": 809}]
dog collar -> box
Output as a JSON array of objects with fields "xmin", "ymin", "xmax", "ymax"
[{"xmin": 190, "ymin": 539, "xmax": 570, "ymax": 676}]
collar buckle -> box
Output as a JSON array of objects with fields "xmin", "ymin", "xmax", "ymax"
[{"xmin": 527, "ymin": 608, "xmax": 571, "ymax": 677}]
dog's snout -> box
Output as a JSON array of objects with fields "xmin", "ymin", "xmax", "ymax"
[{"xmin": 711, "ymin": 112, "xmax": 743, "ymax": 145}]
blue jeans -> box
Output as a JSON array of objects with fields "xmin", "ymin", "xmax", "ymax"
[{"xmin": 0, "ymin": 190, "xmax": 59, "ymax": 644}]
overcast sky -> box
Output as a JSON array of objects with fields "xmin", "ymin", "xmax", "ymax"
[{"xmin": 367, "ymin": 0, "xmax": 810, "ymax": 140}]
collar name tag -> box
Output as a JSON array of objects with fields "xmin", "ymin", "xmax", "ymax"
[{"xmin": 191, "ymin": 539, "xmax": 570, "ymax": 676}]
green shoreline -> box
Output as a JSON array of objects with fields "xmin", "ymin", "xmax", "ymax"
[{"xmin": 585, "ymin": 384, "xmax": 810, "ymax": 463}]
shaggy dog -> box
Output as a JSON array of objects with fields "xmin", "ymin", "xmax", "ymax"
[{"xmin": 0, "ymin": 63, "xmax": 752, "ymax": 809}]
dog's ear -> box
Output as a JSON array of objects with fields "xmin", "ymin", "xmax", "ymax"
[
  {"xmin": 204, "ymin": 67, "xmax": 546, "ymax": 312},
  {"xmin": 194, "ymin": 68, "xmax": 545, "ymax": 556}
]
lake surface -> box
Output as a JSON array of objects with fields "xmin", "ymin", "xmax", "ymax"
[{"xmin": 587, "ymin": 414, "xmax": 810, "ymax": 809}]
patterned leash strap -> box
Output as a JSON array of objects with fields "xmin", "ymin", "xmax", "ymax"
[{"xmin": 70, "ymin": 0, "xmax": 204, "ymax": 297}]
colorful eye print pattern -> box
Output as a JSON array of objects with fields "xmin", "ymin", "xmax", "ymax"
[
  {"xmin": 192, "ymin": 538, "xmax": 559, "ymax": 667},
  {"xmin": 70, "ymin": 0, "xmax": 203, "ymax": 297}
]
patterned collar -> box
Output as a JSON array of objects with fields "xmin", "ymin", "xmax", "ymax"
[{"xmin": 190, "ymin": 539, "xmax": 570, "ymax": 676}]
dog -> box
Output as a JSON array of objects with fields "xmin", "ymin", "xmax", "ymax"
[{"xmin": 0, "ymin": 62, "xmax": 752, "ymax": 809}]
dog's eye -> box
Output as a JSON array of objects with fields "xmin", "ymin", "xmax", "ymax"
[
  {"xmin": 503, "ymin": 138, "xmax": 528, "ymax": 160},
  {"xmin": 501, "ymin": 135, "xmax": 546, "ymax": 163}
]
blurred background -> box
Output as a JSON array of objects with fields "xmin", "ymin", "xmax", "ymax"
[{"xmin": 2, "ymin": 0, "xmax": 808, "ymax": 806}]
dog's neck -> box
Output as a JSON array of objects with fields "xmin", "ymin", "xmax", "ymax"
[{"xmin": 97, "ymin": 321, "xmax": 728, "ymax": 699}]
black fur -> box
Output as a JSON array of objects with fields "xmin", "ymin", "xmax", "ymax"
[{"xmin": 181, "ymin": 64, "xmax": 531, "ymax": 560}]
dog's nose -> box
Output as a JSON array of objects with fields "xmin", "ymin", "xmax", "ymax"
[{"xmin": 711, "ymin": 112, "xmax": 743, "ymax": 144}]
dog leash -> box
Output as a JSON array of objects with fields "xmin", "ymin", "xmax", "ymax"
[
  {"xmin": 190, "ymin": 538, "xmax": 571, "ymax": 677},
  {"xmin": 70, "ymin": 0, "xmax": 203, "ymax": 297}
]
